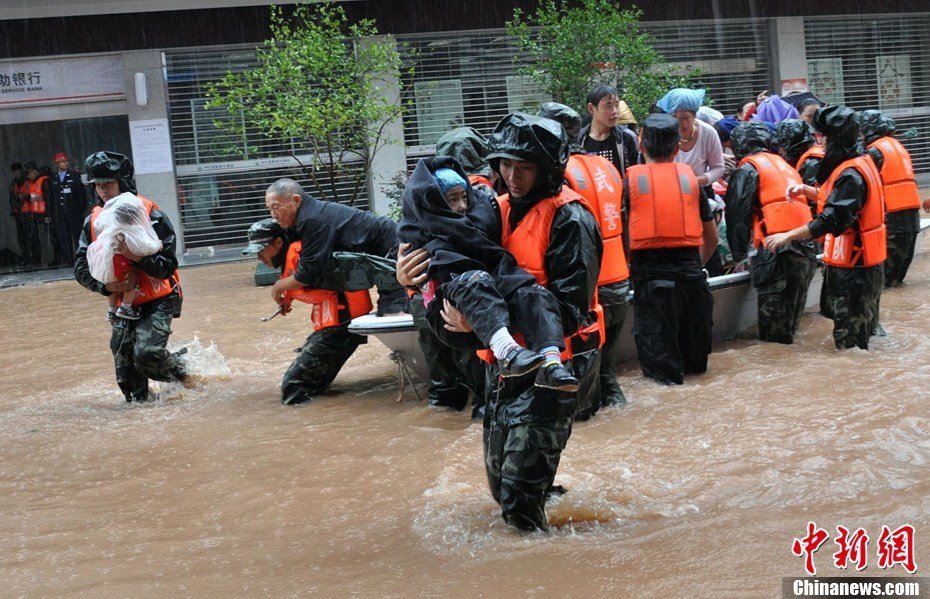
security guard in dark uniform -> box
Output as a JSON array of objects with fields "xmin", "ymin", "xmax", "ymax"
[{"xmin": 48, "ymin": 152, "xmax": 89, "ymax": 266}]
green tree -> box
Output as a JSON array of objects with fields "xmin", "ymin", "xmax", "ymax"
[
  {"xmin": 507, "ymin": 0, "xmax": 701, "ymax": 121},
  {"xmin": 206, "ymin": 3, "xmax": 406, "ymax": 205}
]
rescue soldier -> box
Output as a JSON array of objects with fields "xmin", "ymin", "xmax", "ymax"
[
  {"xmin": 48, "ymin": 152, "xmax": 89, "ymax": 266},
  {"xmin": 265, "ymin": 178, "xmax": 407, "ymax": 318},
  {"xmin": 773, "ymin": 119, "xmax": 824, "ymax": 190},
  {"xmin": 765, "ymin": 106, "xmax": 885, "ymax": 350},
  {"xmin": 624, "ymin": 114, "xmax": 718, "ymax": 384},
  {"xmin": 243, "ymin": 218, "xmax": 372, "ymax": 405},
  {"xmin": 74, "ymin": 152, "xmax": 193, "ymax": 402},
  {"xmin": 539, "ymin": 102, "xmax": 630, "ymax": 417},
  {"xmin": 441, "ymin": 113, "xmax": 603, "ymax": 532},
  {"xmin": 725, "ymin": 122, "xmax": 817, "ymax": 344},
  {"xmin": 403, "ymin": 127, "xmax": 494, "ymax": 414},
  {"xmin": 8, "ymin": 163, "xmax": 31, "ymax": 265},
  {"xmin": 22, "ymin": 161, "xmax": 50, "ymax": 266},
  {"xmin": 860, "ymin": 110, "xmax": 922, "ymax": 288}
]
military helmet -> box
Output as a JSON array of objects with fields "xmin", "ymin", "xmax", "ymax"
[
  {"xmin": 242, "ymin": 218, "xmax": 286, "ymax": 255},
  {"xmin": 84, "ymin": 151, "xmax": 136, "ymax": 194}
]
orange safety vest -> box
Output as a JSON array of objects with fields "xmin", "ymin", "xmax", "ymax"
[
  {"xmin": 564, "ymin": 154, "xmax": 630, "ymax": 286},
  {"xmin": 282, "ymin": 241, "xmax": 373, "ymax": 330},
  {"xmin": 867, "ymin": 136, "xmax": 921, "ymax": 214},
  {"xmin": 477, "ymin": 188, "xmax": 605, "ymax": 364},
  {"xmin": 818, "ymin": 156, "xmax": 887, "ymax": 268},
  {"xmin": 11, "ymin": 180, "xmax": 30, "ymax": 215},
  {"xmin": 26, "ymin": 175, "xmax": 48, "ymax": 215},
  {"xmin": 627, "ymin": 163, "xmax": 703, "ymax": 250},
  {"xmin": 90, "ymin": 196, "xmax": 181, "ymax": 306},
  {"xmin": 468, "ymin": 174, "xmax": 493, "ymax": 189},
  {"xmin": 795, "ymin": 145, "xmax": 825, "ymax": 173},
  {"xmin": 739, "ymin": 152, "xmax": 809, "ymax": 247}
]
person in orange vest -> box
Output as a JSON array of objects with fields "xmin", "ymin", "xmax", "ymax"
[
  {"xmin": 860, "ymin": 110, "xmax": 922, "ymax": 288},
  {"xmin": 773, "ymin": 119, "xmax": 824, "ymax": 189},
  {"xmin": 435, "ymin": 113, "xmax": 603, "ymax": 532},
  {"xmin": 765, "ymin": 106, "xmax": 885, "ymax": 350},
  {"xmin": 725, "ymin": 122, "xmax": 818, "ymax": 344},
  {"xmin": 22, "ymin": 161, "xmax": 50, "ymax": 267},
  {"xmin": 538, "ymin": 101, "xmax": 630, "ymax": 417},
  {"xmin": 243, "ymin": 218, "xmax": 374, "ymax": 405},
  {"xmin": 74, "ymin": 151, "xmax": 195, "ymax": 402},
  {"xmin": 8, "ymin": 162, "xmax": 33, "ymax": 265},
  {"xmin": 624, "ymin": 113, "xmax": 718, "ymax": 384}
]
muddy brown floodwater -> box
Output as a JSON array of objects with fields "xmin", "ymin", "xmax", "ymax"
[{"xmin": 1, "ymin": 254, "xmax": 928, "ymax": 598}]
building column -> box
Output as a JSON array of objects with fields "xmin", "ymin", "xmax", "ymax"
[
  {"xmin": 364, "ymin": 34, "xmax": 408, "ymax": 217},
  {"xmin": 121, "ymin": 50, "xmax": 185, "ymax": 253},
  {"xmin": 771, "ymin": 17, "xmax": 810, "ymax": 96}
]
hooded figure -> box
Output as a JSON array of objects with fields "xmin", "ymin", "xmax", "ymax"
[
  {"xmin": 813, "ymin": 105, "xmax": 862, "ymax": 184},
  {"xmin": 725, "ymin": 121, "xmax": 817, "ymax": 344},
  {"xmin": 84, "ymin": 151, "xmax": 136, "ymax": 203},
  {"xmin": 859, "ymin": 109, "xmax": 921, "ymax": 287},
  {"xmin": 435, "ymin": 127, "xmax": 493, "ymax": 178},
  {"xmin": 479, "ymin": 112, "xmax": 603, "ymax": 533},
  {"xmin": 773, "ymin": 119, "xmax": 816, "ymax": 167},
  {"xmin": 537, "ymin": 102, "xmax": 583, "ymax": 153}
]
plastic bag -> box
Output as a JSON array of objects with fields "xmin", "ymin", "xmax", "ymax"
[{"xmin": 87, "ymin": 192, "xmax": 163, "ymax": 284}]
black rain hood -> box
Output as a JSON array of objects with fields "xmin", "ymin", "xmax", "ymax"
[
  {"xmin": 435, "ymin": 127, "xmax": 492, "ymax": 177},
  {"xmin": 397, "ymin": 155, "xmax": 534, "ymax": 298},
  {"xmin": 487, "ymin": 112, "xmax": 569, "ymax": 201},
  {"xmin": 730, "ymin": 121, "xmax": 773, "ymax": 160},
  {"xmin": 813, "ymin": 105, "xmax": 861, "ymax": 184},
  {"xmin": 859, "ymin": 109, "xmax": 896, "ymax": 146},
  {"xmin": 537, "ymin": 102, "xmax": 583, "ymax": 153},
  {"xmin": 773, "ymin": 119, "xmax": 815, "ymax": 165}
]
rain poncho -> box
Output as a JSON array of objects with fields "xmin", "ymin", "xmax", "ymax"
[
  {"xmin": 859, "ymin": 109, "xmax": 896, "ymax": 145},
  {"xmin": 773, "ymin": 119, "xmax": 816, "ymax": 165},
  {"xmin": 537, "ymin": 102, "xmax": 583, "ymax": 151},
  {"xmin": 487, "ymin": 112, "xmax": 569, "ymax": 198},
  {"xmin": 657, "ymin": 88, "xmax": 705, "ymax": 113},
  {"xmin": 752, "ymin": 95, "xmax": 799, "ymax": 127},
  {"xmin": 435, "ymin": 127, "xmax": 492, "ymax": 177},
  {"xmin": 730, "ymin": 121, "xmax": 773, "ymax": 161},
  {"xmin": 813, "ymin": 105, "xmax": 861, "ymax": 185},
  {"xmin": 87, "ymin": 193, "xmax": 162, "ymax": 284}
]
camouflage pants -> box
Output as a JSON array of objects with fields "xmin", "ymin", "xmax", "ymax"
[
  {"xmin": 596, "ymin": 298, "xmax": 629, "ymax": 409},
  {"xmin": 410, "ymin": 291, "xmax": 485, "ymax": 413},
  {"xmin": 281, "ymin": 323, "xmax": 366, "ymax": 405},
  {"xmin": 483, "ymin": 417, "xmax": 572, "ymax": 533},
  {"xmin": 884, "ymin": 230, "xmax": 918, "ymax": 288},
  {"xmin": 824, "ymin": 265, "xmax": 883, "ymax": 350},
  {"xmin": 632, "ymin": 277, "xmax": 713, "ymax": 385},
  {"xmin": 755, "ymin": 252, "xmax": 817, "ymax": 344},
  {"xmin": 109, "ymin": 295, "xmax": 186, "ymax": 402}
]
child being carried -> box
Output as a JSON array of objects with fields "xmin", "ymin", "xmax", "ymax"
[
  {"xmin": 399, "ymin": 158, "xmax": 578, "ymax": 392},
  {"xmin": 86, "ymin": 193, "xmax": 163, "ymax": 321}
]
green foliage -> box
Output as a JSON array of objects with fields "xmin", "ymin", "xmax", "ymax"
[
  {"xmin": 507, "ymin": 0, "xmax": 702, "ymax": 122},
  {"xmin": 382, "ymin": 170, "xmax": 409, "ymax": 222},
  {"xmin": 206, "ymin": 2, "xmax": 406, "ymax": 205}
]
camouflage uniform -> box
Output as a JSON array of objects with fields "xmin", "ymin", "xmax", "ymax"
[
  {"xmin": 883, "ymin": 210, "xmax": 920, "ymax": 288},
  {"xmin": 281, "ymin": 321, "xmax": 366, "ymax": 405},
  {"xmin": 109, "ymin": 295, "xmax": 187, "ymax": 401},
  {"xmin": 753, "ymin": 250, "xmax": 817, "ymax": 343},
  {"xmin": 824, "ymin": 264, "xmax": 884, "ymax": 349},
  {"xmin": 483, "ymin": 349, "xmax": 597, "ymax": 532},
  {"xmin": 591, "ymin": 283, "xmax": 629, "ymax": 415}
]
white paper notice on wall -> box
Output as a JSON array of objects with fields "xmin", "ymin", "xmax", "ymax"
[{"xmin": 129, "ymin": 119, "xmax": 174, "ymax": 175}]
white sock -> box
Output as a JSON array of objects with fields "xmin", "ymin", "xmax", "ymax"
[{"xmin": 488, "ymin": 327, "xmax": 520, "ymax": 360}]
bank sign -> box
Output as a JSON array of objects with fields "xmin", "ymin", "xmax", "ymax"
[{"xmin": 0, "ymin": 55, "xmax": 125, "ymax": 108}]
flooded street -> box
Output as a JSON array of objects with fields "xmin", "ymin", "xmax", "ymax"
[{"xmin": 1, "ymin": 255, "xmax": 928, "ymax": 598}]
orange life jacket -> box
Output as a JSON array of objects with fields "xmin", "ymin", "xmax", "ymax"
[
  {"xmin": 564, "ymin": 154, "xmax": 630, "ymax": 286},
  {"xmin": 282, "ymin": 241, "xmax": 373, "ymax": 330},
  {"xmin": 90, "ymin": 196, "xmax": 181, "ymax": 306},
  {"xmin": 818, "ymin": 156, "xmax": 887, "ymax": 268},
  {"xmin": 477, "ymin": 188, "xmax": 605, "ymax": 364},
  {"xmin": 739, "ymin": 152, "xmax": 809, "ymax": 246},
  {"xmin": 11, "ymin": 180, "xmax": 29, "ymax": 215},
  {"xmin": 468, "ymin": 174, "xmax": 493, "ymax": 189},
  {"xmin": 26, "ymin": 175, "xmax": 48, "ymax": 215},
  {"xmin": 795, "ymin": 145, "xmax": 825, "ymax": 173},
  {"xmin": 627, "ymin": 163, "xmax": 703, "ymax": 250},
  {"xmin": 867, "ymin": 136, "xmax": 921, "ymax": 214}
]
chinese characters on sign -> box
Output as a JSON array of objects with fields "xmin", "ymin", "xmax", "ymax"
[
  {"xmin": 0, "ymin": 55, "xmax": 125, "ymax": 108},
  {"xmin": 792, "ymin": 522, "xmax": 916, "ymax": 576},
  {"xmin": 0, "ymin": 71, "xmax": 41, "ymax": 88}
]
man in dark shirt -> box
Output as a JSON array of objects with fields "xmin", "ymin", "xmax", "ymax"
[
  {"xmin": 265, "ymin": 178, "xmax": 407, "ymax": 316},
  {"xmin": 578, "ymin": 84, "xmax": 640, "ymax": 176},
  {"xmin": 8, "ymin": 162, "xmax": 31, "ymax": 264}
]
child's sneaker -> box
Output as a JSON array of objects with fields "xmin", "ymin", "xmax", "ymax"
[
  {"xmin": 499, "ymin": 347, "xmax": 546, "ymax": 378},
  {"xmin": 534, "ymin": 362, "xmax": 579, "ymax": 392},
  {"xmin": 105, "ymin": 310, "xmax": 116, "ymax": 323},
  {"xmin": 115, "ymin": 305, "xmax": 142, "ymax": 321}
]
